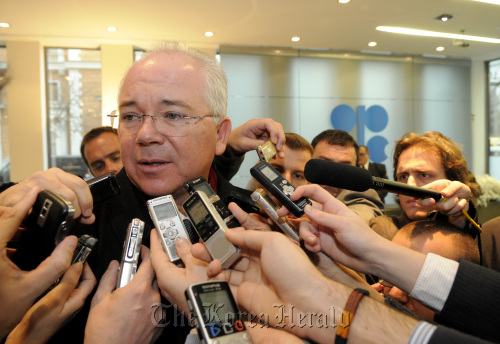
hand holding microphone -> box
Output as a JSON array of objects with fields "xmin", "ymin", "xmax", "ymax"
[
  {"xmin": 304, "ymin": 159, "xmax": 442, "ymax": 201},
  {"xmin": 304, "ymin": 159, "xmax": 481, "ymax": 232}
]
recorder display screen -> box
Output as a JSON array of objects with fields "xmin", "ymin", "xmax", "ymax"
[
  {"xmin": 261, "ymin": 165, "xmax": 279, "ymax": 181},
  {"xmin": 153, "ymin": 202, "xmax": 176, "ymax": 220},
  {"xmin": 188, "ymin": 199, "xmax": 208, "ymax": 225}
]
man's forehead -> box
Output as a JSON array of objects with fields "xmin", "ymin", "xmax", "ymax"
[
  {"xmin": 397, "ymin": 147, "xmax": 443, "ymax": 171},
  {"xmin": 313, "ymin": 142, "xmax": 356, "ymax": 165}
]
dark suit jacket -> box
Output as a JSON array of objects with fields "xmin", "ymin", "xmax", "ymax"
[
  {"xmin": 14, "ymin": 167, "xmax": 252, "ymax": 343},
  {"xmin": 431, "ymin": 259, "xmax": 500, "ymax": 343}
]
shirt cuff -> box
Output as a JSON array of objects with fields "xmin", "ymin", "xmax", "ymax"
[
  {"xmin": 410, "ymin": 253, "xmax": 459, "ymax": 312},
  {"xmin": 408, "ymin": 322, "xmax": 437, "ymax": 344}
]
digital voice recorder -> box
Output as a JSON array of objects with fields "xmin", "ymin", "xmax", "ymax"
[
  {"xmin": 251, "ymin": 188, "xmax": 299, "ymax": 241},
  {"xmin": 250, "ymin": 161, "xmax": 311, "ymax": 218},
  {"xmin": 185, "ymin": 281, "xmax": 253, "ymax": 344},
  {"xmin": 183, "ymin": 191, "xmax": 241, "ymax": 269},
  {"xmin": 256, "ymin": 139, "xmax": 277, "ymax": 162},
  {"xmin": 116, "ymin": 218, "xmax": 144, "ymax": 288},
  {"xmin": 147, "ymin": 195, "xmax": 198, "ymax": 263},
  {"xmin": 183, "ymin": 176, "xmax": 240, "ymax": 228}
]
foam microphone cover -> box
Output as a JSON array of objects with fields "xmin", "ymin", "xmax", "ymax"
[{"xmin": 304, "ymin": 159, "xmax": 372, "ymax": 192}]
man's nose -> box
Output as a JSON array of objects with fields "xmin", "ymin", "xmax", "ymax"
[
  {"xmin": 406, "ymin": 175, "xmax": 417, "ymax": 186},
  {"xmin": 135, "ymin": 116, "xmax": 163, "ymax": 145}
]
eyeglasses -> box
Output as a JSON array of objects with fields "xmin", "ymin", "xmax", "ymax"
[{"xmin": 107, "ymin": 110, "xmax": 216, "ymax": 136}]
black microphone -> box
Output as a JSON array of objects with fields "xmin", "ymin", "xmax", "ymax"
[{"xmin": 304, "ymin": 159, "xmax": 442, "ymax": 201}]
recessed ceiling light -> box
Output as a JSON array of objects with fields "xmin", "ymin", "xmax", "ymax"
[
  {"xmin": 474, "ymin": 0, "xmax": 500, "ymax": 4},
  {"xmin": 376, "ymin": 26, "xmax": 500, "ymax": 43},
  {"xmin": 291, "ymin": 36, "xmax": 300, "ymax": 42},
  {"xmin": 435, "ymin": 14, "xmax": 454, "ymax": 22},
  {"xmin": 107, "ymin": 26, "xmax": 117, "ymax": 32},
  {"xmin": 338, "ymin": 0, "xmax": 351, "ymax": 3},
  {"xmin": 368, "ymin": 41, "xmax": 377, "ymax": 47},
  {"xmin": 205, "ymin": 32, "xmax": 214, "ymax": 37},
  {"xmin": 0, "ymin": 23, "xmax": 9, "ymax": 28},
  {"xmin": 436, "ymin": 46, "xmax": 445, "ymax": 51}
]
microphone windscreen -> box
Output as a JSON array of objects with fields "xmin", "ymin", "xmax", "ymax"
[{"xmin": 304, "ymin": 159, "xmax": 372, "ymax": 192}]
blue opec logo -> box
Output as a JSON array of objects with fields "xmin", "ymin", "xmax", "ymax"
[{"xmin": 330, "ymin": 104, "xmax": 389, "ymax": 163}]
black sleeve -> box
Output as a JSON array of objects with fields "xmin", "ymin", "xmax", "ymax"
[
  {"xmin": 429, "ymin": 325, "xmax": 494, "ymax": 344},
  {"xmin": 433, "ymin": 259, "xmax": 500, "ymax": 343},
  {"xmin": 213, "ymin": 145, "xmax": 245, "ymax": 182}
]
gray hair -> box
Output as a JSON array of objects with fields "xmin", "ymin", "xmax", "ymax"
[{"xmin": 120, "ymin": 41, "xmax": 227, "ymax": 124}]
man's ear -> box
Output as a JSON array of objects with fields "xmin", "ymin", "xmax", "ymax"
[{"xmin": 215, "ymin": 117, "xmax": 232, "ymax": 156}]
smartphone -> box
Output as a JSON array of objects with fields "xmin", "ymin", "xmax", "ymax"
[
  {"xmin": 185, "ymin": 281, "xmax": 252, "ymax": 344},
  {"xmin": 25, "ymin": 189, "xmax": 76, "ymax": 245},
  {"xmin": 147, "ymin": 195, "xmax": 198, "ymax": 263},
  {"xmin": 183, "ymin": 191, "xmax": 241, "ymax": 269},
  {"xmin": 250, "ymin": 161, "xmax": 311, "ymax": 218},
  {"xmin": 256, "ymin": 140, "xmax": 277, "ymax": 162},
  {"xmin": 183, "ymin": 176, "xmax": 240, "ymax": 228},
  {"xmin": 116, "ymin": 218, "xmax": 144, "ymax": 288},
  {"xmin": 72, "ymin": 234, "xmax": 98, "ymax": 264},
  {"xmin": 87, "ymin": 172, "xmax": 121, "ymax": 206},
  {"xmin": 251, "ymin": 188, "xmax": 299, "ymax": 241}
]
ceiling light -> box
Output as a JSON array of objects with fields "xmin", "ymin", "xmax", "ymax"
[
  {"xmin": 0, "ymin": 23, "xmax": 9, "ymax": 28},
  {"xmin": 376, "ymin": 26, "xmax": 500, "ymax": 43},
  {"xmin": 435, "ymin": 14, "xmax": 454, "ymax": 22},
  {"xmin": 474, "ymin": 0, "xmax": 500, "ymax": 4},
  {"xmin": 107, "ymin": 26, "xmax": 117, "ymax": 32},
  {"xmin": 291, "ymin": 36, "xmax": 300, "ymax": 42},
  {"xmin": 338, "ymin": 0, "xmax": 351, "ymax": 3},
  {"xmin": 368, "ymin": 41, "xmax": 377, "ymax": 47},
  {"xmin": 436, "ymin": 46, "xmax": 445, "ymax": 51},
  {"xmin": 205, "ymin": 32, "xmax": 214, "ymax": 37}
]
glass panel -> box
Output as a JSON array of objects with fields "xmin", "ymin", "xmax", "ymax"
[
  {"xmin": 46, "ymin": 48, "xmax": 101, "ymax": 178},
  {"xmin": 488, "ymin": 58, "xmax": 500, "ymax": 180},
  {"xmin": 0, "ymin": 46, "xmax": 9, "ymax": 183}
]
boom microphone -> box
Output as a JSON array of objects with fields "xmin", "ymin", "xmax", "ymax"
[{"xmin": 304, "ymin": 159, "xmax": 442, "ymax": 201}]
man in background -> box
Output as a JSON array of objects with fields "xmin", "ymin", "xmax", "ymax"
[
  {"xmin": 380, "ymin": 220, "xmax": 480, "ymax": 321},
  {"xmin": 358, "ymin": 145, "xmax": 388, "ymax": 203},
  {"xmin": 311, "ymin": 129, "xmax": 383, "ymax": 224},
  {"xmin": 80, "ymin": 126, "xmax": 122, "ymax": 178}
]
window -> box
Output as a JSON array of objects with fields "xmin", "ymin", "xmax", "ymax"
[
  {"xmin": 46, "ymin": 48, "xmax": 101, "ymax": 177},
  {"xmin": 0, "ymin": 46, "xmax": 9, "ymax": 182},
  {"xmin": 488, "ymin": 58, "xmax": 500, "ymax": 179}
]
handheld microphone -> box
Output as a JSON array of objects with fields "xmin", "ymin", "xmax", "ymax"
[{"xmin": 304, "ymin": 159, "xmax": 442, "ymax": 201}]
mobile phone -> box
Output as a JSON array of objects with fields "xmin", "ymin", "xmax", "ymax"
[
  {"xmin": 147, "ymin": 195, "xmax": 198, "ymax": 263},
  {"xmin": 72, "ymin": 234, "xmax": 98, "ymax": 264},
  {"xmin": 87, "ymin": 172, "xmax": 121, "ymax": 206},
  {"xmin": 185, "ymin": 281, "xmax": 252, "ymax": 344},
  {"xmin": 116, "ymin": 218, "xmax": 144, "ymax": 288},
  {"xmin": 251, "ymin": 188, "xmax": 299, "ymax": 241},
  {"xmin": 183, "ymin": 176, "xmax": 240, "ymax": 228},
  {"xmin": 25, "ymin": 189, "xmax": 76, "ymax": 245},
  {"xmin": 256, "ymin": 140, "xmax": 277, "ymax": 162},
  {"xmin": 183, "ymin": 191, "xmax": 241, "ymax": 269},
  {"xmin": 250, "ymin": 161, "xmax": 311, "ymax": 218}
]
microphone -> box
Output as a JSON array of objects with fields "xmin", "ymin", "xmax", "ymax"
[{"xmin": 304, "ymin": 159, "xmax": 442, "ymax": 201}]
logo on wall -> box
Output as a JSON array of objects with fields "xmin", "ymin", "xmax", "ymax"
[{"xmin": 330, "ymin": 104, "xmax": 389, "ymax": 163}]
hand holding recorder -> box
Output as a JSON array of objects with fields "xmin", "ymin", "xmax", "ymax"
[
  {"xmin": 0, "ymin": 187, "xmax": 81, "ymax": 339},
  {"xmin": 227, "ymin": 118, "xmax": 285, "ymax": 159},
  {"xmin": 86, "ymin": 247, "xmax": 162, "ymax": 344},
  {"xmin": 0, "ymin": 168, "xmax": 95, "ymax": 224}
]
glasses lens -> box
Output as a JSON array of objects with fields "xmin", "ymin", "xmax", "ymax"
[{"xmin": 118, "ymin": 112, "xmax": 212, "ymax": 137}]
